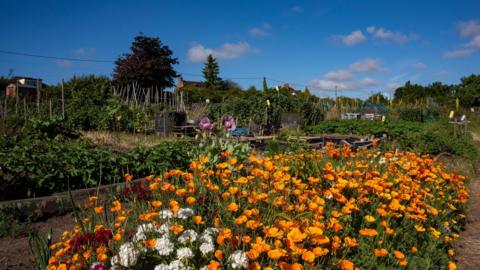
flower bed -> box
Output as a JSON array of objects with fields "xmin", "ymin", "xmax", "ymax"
[{"xmin": 47, "ymin": 144, "xmax": 467, "ymax": 269}]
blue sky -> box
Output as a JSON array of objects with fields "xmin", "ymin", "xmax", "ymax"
[{"xmin": 0, "ymin": 0, "xmax": 479, "ymax": 98}]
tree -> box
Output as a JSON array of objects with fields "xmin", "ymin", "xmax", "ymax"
[
  {"xmin": 366, "ymin": 92, "xmax": 388, "ymax": 104},
  {"xmin": 113, "ymin": 34, "xmax": 178, "ymax": 89},
  {"xmin": 263, "ymin": 77, "xmax": 268, "ymax": 93},
  {"xmin": 202, "ymin": 54, "xmax": 222, "ymax": 88},
  {"xmin": 457, "ymin": 74, "xmax": 480, "ymax": 107}
]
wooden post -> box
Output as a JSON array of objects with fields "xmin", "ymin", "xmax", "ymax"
[
  {"xmin": 61, "ymin": 79, "xmax": 65, "ymax": 118},
  {"xmin": 23, "ymin": 98, "xmax": 27, "ymax": 121},
  {"xmin": 15, "ymin": 80, "xmax": 18, "ymax": 114},
  {"xmin": 36, "ymin": 79, "xmax": 40, "ymax": 114}
]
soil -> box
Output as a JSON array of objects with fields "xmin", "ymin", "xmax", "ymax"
[
  {"xmin": 0, "ymin": 213, "xmax": 75, "ymax": 270},
  {"xmin": 455, "ymin": 171, "xmax": 480, "ymax": 270}
]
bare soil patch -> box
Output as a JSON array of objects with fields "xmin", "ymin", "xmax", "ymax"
[{"xmin": 0, "ymin": 214, "xmax": 75, "ymax": 270}]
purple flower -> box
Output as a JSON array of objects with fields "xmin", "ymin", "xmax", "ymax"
[
  {"xmin": 91, "ymin": 262, "xmax": 107, "ymax": 270},
  {"xmin": 198, "ymin": 117, "xmax": 214, "ymax": 130},
  {"xmin": 221, "ymin": 115, "xmax": 237, "ymax": 131}
]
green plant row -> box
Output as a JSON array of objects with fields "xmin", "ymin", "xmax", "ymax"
[
  {"xmin": 305, "ymin": 120, "xmax": 478, "ymax": 159},
  {"xmin": 0, "ymin": 135, "xmax": 195, "ymax": 201}
]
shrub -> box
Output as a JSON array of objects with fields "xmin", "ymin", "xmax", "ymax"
[{"xmin": 305, "ymin": 120, "xmax": 477, "ymax": 159}]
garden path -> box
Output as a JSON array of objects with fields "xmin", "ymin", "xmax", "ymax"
[{"xmin": 455, "ymin": 132, "xmax": 480, "ymax": 270}]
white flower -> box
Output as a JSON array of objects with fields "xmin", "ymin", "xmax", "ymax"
[
  {"xmin": 200, "ymin": 242, "xmax": 215, "ymax": 255},
  {"xmin": 175, "ymin": 208, "xmax": 194, "ymax": 219},
  {"xmin": 155, "ymin": 235, "xmax": 174, "ymax": 256},
  {"xmin": 159, "ymin": 209, "xmax": 174, "ymax": 219},
  {"xmin": 157, "ymin": 222, "xmax": 171, "ymax": 234},
  {"xmin": 199, "ymin": 233, "xmax": 213, "ymax": 244},
  {"xmin": 379, "ymin": 157, "xmax": 386, "ymax": 164},
  {"xmin": 176, "ymin": 247, "xmax": 194, "ymax": 260},
  {"xmin": 228, "ymin": 250, "xmax": 248, "ymax": 269},
  {"xmin": 178, "ymin": 229, "xmax": 198, "ymax": 244},
  {"xmin": 111, "ymin": 242, "xmax": 139, "ymax": 267},
  {"xmin": 169, "ymin": 259, "xmax": 188, "ymax": 270},
  {"xmin": 133, "ymin": 223, "xmax": 155, "ymax": 241},
  {"xmin": 200, "ymin": 267, "xmax": 208, "ymax": 270},
  {"xmin": 203, "ymin": 227, "xmax": 219, "ymax": 235},
  {"xmin": 154, "ymin": 264, "xmax": 170, "ymax": 270}
]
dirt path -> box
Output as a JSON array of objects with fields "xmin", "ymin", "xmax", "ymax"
[
  {"xmin": 0, "ymin": 214, "xmax": 75, "ymax": 270},
  {"xmin": 455, "ymin": 131, "xmax": 480, "ymax": 269}
]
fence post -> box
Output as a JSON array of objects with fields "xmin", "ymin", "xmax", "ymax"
[{"xmin": 61, "ymin": 79, "xmax": 65, "ymax": 118}]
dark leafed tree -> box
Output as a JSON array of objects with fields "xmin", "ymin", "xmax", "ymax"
[
  {"xmin": 113, "ymin": 34, "xmax": 178, "ymax": 89},
  {"xmin": 202, "ymin": 54, "xmax": 222, "ymax": 88},
  {"xmin": 263, "ymin": 77, "xmax": 268, "ymax": 93}
]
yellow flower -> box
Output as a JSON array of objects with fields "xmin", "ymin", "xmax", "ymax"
[{"xmin": 364, "ymin": 215, "xmax": 376, "ymax": 223}]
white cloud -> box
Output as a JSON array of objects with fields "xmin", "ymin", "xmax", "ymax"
[
  {"xmin": 291, "ymin": 6, "xmax": 303, "ymax": 13},
  {"xmin": 412, "ymin": 62, "xmax": 427, "ymax": 69},
  {"xmin": 249, "ymin": 23, "xmax": 271, "ymax": 37},
  {"xmin": 458, "ymin": 20, "xmax": 480, "ymax": 37},
  {"xmin": 349, "ymin": 58, "xmax": 384, "ymax": 73},
  {"xmin": 323, "ymin": 69, "xmax": 353, "ymax": 81},
  {"xmin": 444, "ymin": 48, "xmax": 476, "ymax": 58},
  {"xmin": 444, "ymin": 20, "xmax": 480, "ymax": 58},
  {"xmin": 73, "ymin": 47, "xmax": 96, "ymax": 56},
  {"xmin": 366, "ymin": 26, "xmax": 414, "ymax": 44},
  {"xmin": 187, "ymin": 42, "xmax": 255, "ymax": 63},
  {"xmin": 467, "ymin": 35, "xmax": 480, "ymax": 48},
  {"xmin": 361, "ymin": 77, "xmax": 381, "ymax": 87},
  {"xmin": 433, "ymin": 70, "xmax": 448, "ymax": 77},
  {"xmin": 387, "ymin": 82, "xmax": 402, "ymax": 90},
  {"xmin": 55, "ymin": 60, "xmax": 73, "ymax": 68},
  {"xmin": 309, "ymin": 79, "xmax": 349, "ymax": 91},
  {"xmin": 310, "ymin": 58, "xmax": 383, "ymax": 92},
  {"xmin": 308, "ymin": 77, "xmax": 380, "ymax": 91},
  {"xmin": 332, "ymin": 30, "xmax": 366, "ymax": 46}
]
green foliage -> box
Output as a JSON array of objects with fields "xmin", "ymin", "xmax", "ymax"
[
  {"xmin": 398, "ymin": 108, "xmax": 439, "ymax": 123},
  {"xmin": 21, "ymin": 117, "xmax": 79, "ymax": 139},
  {"xmin": 202, "ymin": 54, "xmax": 222, "ymax": 88},
  {"xmin": 207, "ymin": 90, "xmax": 324, "ymax": 128},
  {"xmin": 457, "ymin": 74, "xmax": 480, "ymax": 107},
  {"xmin": 393, "ymin": 75, "xmax": 480, "ymax": 107},
  {"xmin": 63, "ymin": 75, "xmax": 112, "ymax": 130},
  {"xmin": 0, "ymin": 135, "xmax": 195, "ymax": 201},
  {"xmin": 113, "ymin": 34, "xmax": 179, "ymax": 89},
  {"xmin": 306, "ymin": 120, "xmax": 477, "ymax": 159},
  {"xmin": 366, "ymin": 92, "xmax": 389, "ymax": 105},
  {"xmin": 28, "ymin": 228, "xmax": 52, "ymax": 270},
  {"xmin": 0, "ymin": 210, "xmax": 26, "ymax": 237}
]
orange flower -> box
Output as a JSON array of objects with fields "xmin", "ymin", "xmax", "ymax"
[
  {"xmin": 227, "ymin": 202, "xmax": 240, "ymax": 212},
  {"xmin": 194, "ymin": 215, "xmax": 205, "ymax": 225},
  {"xmin": 143, "ymin": 239, "xmax": 157, "ymax": 249},
  {"xmin": 267, "ymin": 249, "xmax": 287, "ymax": 260},
  {"xmin": 170, "ymin": 224, "xmax": 184, "ymax": 235},
  {"xmin": 214, "ymin": 250, "xmax": 223, "ymax": 260},
  {"xmin": 151, "ymin": 201, "xmax": 162, "ymax": 208},
  {"xmin": 207, "ymin": 260, "xmax": 221, "ymax": 270},
  {"xmin": 94, "ymin": 206, "xmax": 104, "ymax": 214},
  {"xmin": 287, "ymin": 228, "xmax": 307, "ymax": 243},
  {"xmin": 339, "ymin": 259, "xmax": 354, "ymax": 270},
  {"xmin": 359, "ymin": 228, "xmax": 378, "ymax": 237},
  {"xmin": 186, "ymin": 197, "xmax": 196, "ymax": 205},
  {"xmin": 110, "ymin": 200, "xmax": 122, "ymax": 212},
  {"xmin": 374, "ymin": 248, "xmax": 388, "ymax": 257},
  {"xmin": 302, "ymin": 250, "xmax": 316, "ymax": 263},
  {"xmin": 393, "ymin": 250, "xmax": 405, "ymax": 260}
]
